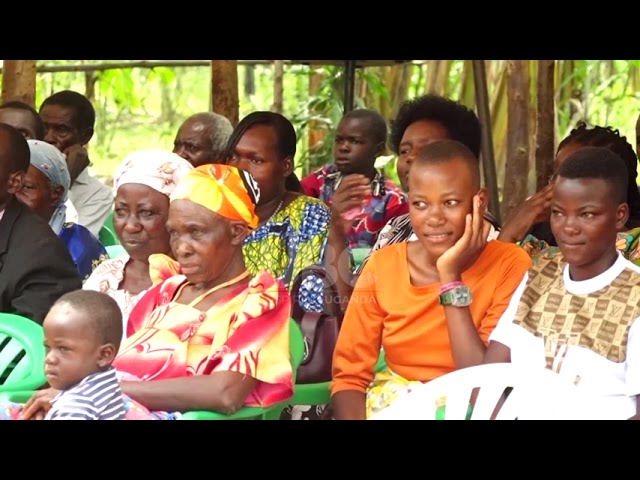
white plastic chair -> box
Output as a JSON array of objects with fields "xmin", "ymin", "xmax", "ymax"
[{"xmin": 370, "ymin": 363, "xmax": 594, "ymax": 420}]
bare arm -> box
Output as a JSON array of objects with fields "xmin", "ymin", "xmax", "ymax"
[
  {"xmin": 436, "ymin": 196, "xmax": 493, "ymax": 368},
  {"xmin": 497, "ymin": 183, "xmax": 554, "ymax": 244},
  {"xmin": 440, "ymin": 285, "xmax": 489, "ymax": 368},
  {"xmin": 330, "ymin": 254, "xmax": 385, "ymax": 420},
  {"xmin": 121, "ymin": 371, "xmax": 257, "ymax": 415},
  {"xmin": 326, "ymin": 175, "xmax": 371, "ymax": 309},
  {"xmin": 483, "ymin": 340, "xmax": 512, "ymax": 364},
  {"xmin": 332, "ymin": 391, "xmax": 367, "ymax": 420}
]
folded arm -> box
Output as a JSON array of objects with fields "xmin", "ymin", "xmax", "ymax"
[{"xmin": 121, "ymin": 371, "xmax": 258, "ymax": 415}]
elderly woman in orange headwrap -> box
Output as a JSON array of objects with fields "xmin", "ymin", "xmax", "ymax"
[{"xmin": 20, "ymin": 164, "xmax": 293, "ymax": 420}]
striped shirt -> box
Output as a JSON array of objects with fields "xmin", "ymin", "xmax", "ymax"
[{"xmin": 45, "ymin": 368, "xmax": 126, "ymax": 420}]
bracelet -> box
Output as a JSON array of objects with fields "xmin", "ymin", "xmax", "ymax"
[{"xmin": 439, "ymin": 281, "xmax": 465, "ymax": 294}]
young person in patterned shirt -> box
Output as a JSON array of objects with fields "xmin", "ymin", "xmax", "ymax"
[
  {"xmin": 484, "ymin": 147, "xmax": 640, "ymax": 420},
  {"xmin": 301, "ymin": 108, "xmax": 406, "ymax": 249}
]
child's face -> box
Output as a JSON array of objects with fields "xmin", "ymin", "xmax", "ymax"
[
  {"xmin": 333, "ymin": 117, "xmax": 383, "ymax": 175},
  {"xmin": 551, "ymin": 176, "xmax": 628, "ymax": 279},
  {"xmin": 43, "ymin": 303, "xmax": 113, "ymax": 391},
  {"xmin": 408, "ymin": 157, "xmax": 482, "ymax": 261}
]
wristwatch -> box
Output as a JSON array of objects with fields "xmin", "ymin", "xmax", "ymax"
[{"xmin": 439, "ymin": 286, "xmax": 472, "ymax": 307}]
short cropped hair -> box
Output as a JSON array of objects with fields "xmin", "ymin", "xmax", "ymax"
[
  {"xmin": 54, "ymin": 290, "xmax": 123, "ymax": 348},
  {"xmin": 557, "ymin": 146, "xmax": 628, "ymax": 204},
  {"xmin": 341, "ymin": 108, "xmax": 388, "ymax": 145},
  {"xmin": 40, "ymin": 90, "xmax": 95, "ymax": 130},
  {"xmin": 0, "ymin": 100, "xmax": 45, "ymax": 140},
  {"xmin": 411, "ymin": 138, "xmax": 480, "ymax": 189}
]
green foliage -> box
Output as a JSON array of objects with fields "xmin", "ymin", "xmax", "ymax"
[{"xmin": 8, "ymin": 59, "xmax": 638, "ymax": 189}]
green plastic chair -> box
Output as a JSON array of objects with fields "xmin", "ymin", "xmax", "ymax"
[
  {"xmin": 98, "ymin": 225, "xmax": 119, "ymax": 247},
  {"xmin": 180, "ymin": 318, "xmax": 306, "ymax": 420},
  {"xmin": 98, "ymin": 210, "xmax": 120, "ymax": 247},
  {"xmin": 105, "ymin": 244, "xmax": 127, "ymax": 259},
  {"xmin": 352, "ymin": 247, "xmax": 371, "ymax": 269},
  {"xmin": 0, "ymin": 389, "xmax": 31, "ymax": 403},
  {"xmin": 289, "ymin": 350, "xmax": 387, "ymax": 409},
  {"xmin": 374, "ymin": 350, "xmax": 387, "ymax": 372},
  {"xmin": 0, "ymin": 313, "xmax": 46, "ymax": 393},
  {"xmin": 103, "ymin": 210, "xmax": 115, "ymax": 233}
]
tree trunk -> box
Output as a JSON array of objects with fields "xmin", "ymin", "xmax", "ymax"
[
  {"xmin": 84, "ymin": 71, "xmax": 99, "ymax": 102},
  {"xmin": 273, "ymin": 60, "xmax": 284, "ymax": 113},
  {"xmin": 535, "ymin": 60, "xmax": 556, "ymax": 191},
  {"xmin": 1, "ymin": 60, "xmax": 37, "ymax": 107},
  {"xmin": 636, "ymin": 113, "xmax": 640, "ymax": 160},
  {"xmin": 424, "ymin": 60, "xmax": 452, "ymax": 96},
  {"xmin": 502, "ymin": 60, "xmax": 531, "ymax": 221},
  {"xmin": 244, "ymin": 65, "xmax": 255, "ymax": 96},
  {"xmin": 425, "ymin": 60, "xmax": 439, "ymax": 93},
  {"xmin": 459, "ymin": 60, "xmax": 475, "ymax": 108},
  {"xmin": 390, "ymin": 63, "xmax": 412, "ymax": 119},
  {"xmin": 211, "ymin": 60, "xmax": 239, "ymax": 126},
  {"xmin": 489, "ymin": 61, "xmax": 508, "ymax": 192},
  {"xmin": 307, "ymin": 66, "xmax": 325, "ymax": 175}
]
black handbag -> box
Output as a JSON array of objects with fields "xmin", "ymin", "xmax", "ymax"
[{"xmin": 289, "ymin": 265, "xmax": 344, "ymax": 384}]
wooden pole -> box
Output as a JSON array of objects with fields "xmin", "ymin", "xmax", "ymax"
[
  {"xmin": 343, "ymin": 60, "xmax": 356, "ymax": 113},
  {"xmin": 472, "ymin": 60, "xmax": 501, "ymax": 224},
  {"xmin": 503, "ymin": 60, "xmax": 531, "ymax": 222},
  {"xmin": 0, "ymin": 60, "xmax": 286, "ymax": 75},
  {"xmin": 636, "ymin": 113, "xmax": 640, "ymax": 160},
  {"xmin": 211, "ymin": 60, "xmax": 239, "ymax": 126},
  {"xmin": 1, "ymin": 60, "xmax": 37, "ymax": 107},
  {"xmin": 535, "ymin": 60, "xmax": 556, "ymax": 191},
  {"xmin": 273, "ymin": 60, "xmax": 284, "ymax": 113}
]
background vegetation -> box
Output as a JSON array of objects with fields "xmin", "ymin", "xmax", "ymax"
[{"xmin": 5, "ymin": 60, "xmax": 640, "ymax": 194}]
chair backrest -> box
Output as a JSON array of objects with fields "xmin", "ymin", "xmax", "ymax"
[
  {"xmin": 370, "ymin": 363, "xmax": 592, "ymax": 420},
  {"xmin": 99, "ymin": 225, "xmax": 119, "ymax": 247},
  {"xmin": 0, "ymin": 313, "xmax": 46, "ymax": 391},
  {"xmin": 103, "ymin": 210, "xmax": 115, "ymax": 233},
  {"xmin": 105, "ymin": 244, "xmax": 127, "ymax": 259},
  {"xmin": 289, "ymin": 319, "xmax": 305, "ymax": 384},
  {"xmin": 352, "ymin": 247, "xmax": 371, "ymax": 269}
]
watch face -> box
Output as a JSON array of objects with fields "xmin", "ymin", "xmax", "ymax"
[
  {"xmin": 454, "ymin": 288, "xmax": 471, "ymax": 305},
  {"xmin": 440, "ymin": 287, "xmax": 472, "ymax": 306}
]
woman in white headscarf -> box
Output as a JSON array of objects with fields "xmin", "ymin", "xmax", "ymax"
[
  {"xmin": 83, "ymin": 150, "xmax": 194, "ymax": 336},
  {"xmin": 16, "ymin": 140, "xmax": 108, "ymax": 281}
]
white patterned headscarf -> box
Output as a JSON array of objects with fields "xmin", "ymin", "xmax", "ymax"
[
  {"xmin": 114, "ymin": 150, "xmax": 194, "ymax": 197},
  {"xmin": 27, "ymin": 140, "xmax": 70, "ymax": 235}
]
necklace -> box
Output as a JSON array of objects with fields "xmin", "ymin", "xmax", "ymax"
[
  {"xmin": 178, "ymin": 269, "xmax": 251, "ymax": 307},
  {"xmin": 271, "ymin": 199, "xmax": 284, "ymax": 219}
]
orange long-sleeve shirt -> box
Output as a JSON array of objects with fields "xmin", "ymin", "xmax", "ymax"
[{"xmin": 331, "ymin": 240, "xmax": 532, "ymax": 395}]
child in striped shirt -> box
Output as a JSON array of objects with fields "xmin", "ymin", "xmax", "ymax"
[{"xmin": 40, "ymin": 290, "xmax": 126, "ymax": 420}]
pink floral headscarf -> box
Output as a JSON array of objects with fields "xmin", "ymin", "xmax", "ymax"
[{"xmin": 114, "ymin": 150, "xmax": 194, "ymax": 197}]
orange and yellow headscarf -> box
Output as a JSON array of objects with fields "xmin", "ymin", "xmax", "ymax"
[{"xmin": 170, "ymin": 164, "xmax": 260, "ymax": 230}]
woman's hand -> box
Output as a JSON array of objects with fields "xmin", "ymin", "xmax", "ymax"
[
  {"xmin": 20, "ymin": 388, "xmax": 60, "ymax": 420},
  {"xmin": 498, "ymin": 183, "xmax": 554, "ymax": 243},
  {"xmin": 436, "ymin": 195, "xmax": 492, "ymax": 283}
]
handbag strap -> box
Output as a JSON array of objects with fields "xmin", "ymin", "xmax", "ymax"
[{"xmin": 299, "ymin": 311, "xmax": 324, "ymax": 365}]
